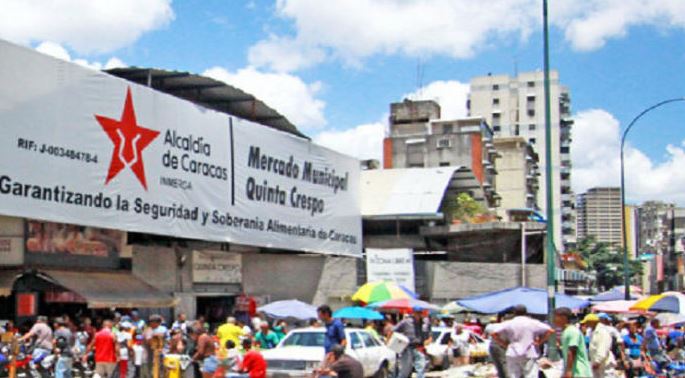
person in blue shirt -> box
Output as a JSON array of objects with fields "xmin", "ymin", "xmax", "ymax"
[
  {"xmin": 317, "ymin": 305, "xmax": 346, "ymax": 354},
  {"xmin": 643, "ymin": 318, "xmax": 668, "ymax": 371},
  {"xmin": 668, "ymin": 325, "xmax": 684, "ymax": 351},
  {"xmin": 623, "ymin": 322, "xmax": 644, "ymax": 377}
]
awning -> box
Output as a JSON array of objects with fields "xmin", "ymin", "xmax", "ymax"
[
  {"xmin": 42, "ymin": 270, "xmax": 177, "ymax": 309},
  {"xmin": 0, "ymin": 270, "xmax": 20, "ymax": 297}
]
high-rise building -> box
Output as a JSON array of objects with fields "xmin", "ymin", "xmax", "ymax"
[
  {"xmin": 383, "ymin": 99, "xmax": 500, "ymax": 208},
  {"xmin": 492, "ymin": 137, "xmax": 539, "ymax": 218},
  {"xmin": 468, "ymin": 70, "xmax": 574, "ymax": 250},
  {"xmin": 576, "ymin": 187, "xmax": 622, "ymax": 246}
]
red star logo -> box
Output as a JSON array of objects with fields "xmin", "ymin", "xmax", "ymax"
[{"xmin": 95, "ymin": 87, "xmax": 160, "ymax": 190}]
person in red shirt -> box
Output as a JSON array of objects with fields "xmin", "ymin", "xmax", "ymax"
[
  {"xmin": 239, "ymin": 339, "xmax": 266, "ymax": 378},
  {"xmin": 86, "ymin": 320, "xmax": 117, "ymax": 378}
]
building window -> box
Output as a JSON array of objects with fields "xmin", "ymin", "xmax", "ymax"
[
  {"xmin": 560, "ymin": 146, "xmax": 570, "ymax": 154},
  {"xmin": 443, "ymin": 124, "xmax": 453, "ymax": 134},
  {"xmin": 527, "ymin": 109, "xmax": 535, "ymax": 117},
  {"xmin": 439, "ymin": 162, "xmax": 450, "ymax": 167},
  {"xmin": 515, "ymin": 125, "xmax": 520, "ymax": 136},
  {"xmin": 493, "ymin": 98, "xmax": 500, "ymax": 106},
  {"xmin": 493, "ymin": 125, "xmax": 501, "ymax": 132},
  {"xmin": 436, "ymin": 138, "xmax": 452, "ymax": 149},
  {"xmin": 406, "ymin": 142, "xmax": 425, "ymax": 167},
  {"xmin": 527, "ymin": 81, "xmax": 535, "ymax": 88},
  {"xmin": 493, "ymin": 84, "xmax": 500, "ymax": 90},
  {"xmin": 529, "ymin": 124, "xmax": 536, "ymax": 131},
  {"xmin": 529, "ymin": 138, "xmax": 536, "ymax": 144}
]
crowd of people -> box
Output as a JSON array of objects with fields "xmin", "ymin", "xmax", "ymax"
[
  {"xmin": 1, "ymin": 311, "xmax": 275, "ymax": 378},
  {"xmin": 480, "ymin": 305, "xmax": 685, "ymax": 378},
  {"xmin": 6, "ymin": 303, "xmax": 685, "ymax": 378}
]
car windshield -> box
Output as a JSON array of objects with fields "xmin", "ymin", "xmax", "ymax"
[{"xmin": 281, "ymin": 332, "xmax": 326, "ymax": 347}]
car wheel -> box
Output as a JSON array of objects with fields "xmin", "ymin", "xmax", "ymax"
[{"xmin": 373, "ymin": 361, "xmax": 390, "ymax": 378}]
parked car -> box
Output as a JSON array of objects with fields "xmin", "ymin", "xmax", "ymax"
[
  {"xmin": 261, "ymin": 327, "xmax": 395, "ymax": 378},
  {"xmin": 426, "ymin": 327, "xmax": 490, "ymax": 370}
]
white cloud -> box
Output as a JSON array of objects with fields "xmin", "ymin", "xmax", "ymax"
[
  {"xmin": 0, "ymin": 0, "xmax": 174, "ymax": 54},
  {"xmin": 203, "ymin": 66, "xmax": 326, "ymax": 130},
  {"xmin": 555, "ymin": 0, "xmax": 685, "ymax": 51},
  {"xmin": 251, "ymin": 0, "xmax": 685, "ymax": 71},
  {"xmin": 35, "ymin": 41, "xmax": 126, "ymax": 71},
  {"xmin": 403, "ymin": 80, "xmax": 470, "ymax": 120},
  {"xmin": 572, "ymin": 109, "xmax": 685, "ymax": 205},
  {"xmin": 314, "ymin": 121, "xmax": 386, "ymax": 161},
  {"xmin": 248, "ymin": 35, "xmax": 326, "ymax": 73}
]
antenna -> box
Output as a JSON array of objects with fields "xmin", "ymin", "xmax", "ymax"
[
  {"xmin": 415, "ymin": 58, "xmax": 425, "ymax": 99},
  {"xmin": 513, "ymin": 53, "xmax": 519, "ymax": 77}
]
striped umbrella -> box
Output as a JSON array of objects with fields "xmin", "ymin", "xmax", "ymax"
[
  {"xmin": 351, "ymin": 281, "xmax": 416, "ymax": 304},
  {"xmin": 368, "ymin": 298, "xmax": 440, "ymax": 313},
  {"xmin": 631, "ymin": 292, "xmax": 685, "ymax": 314}
]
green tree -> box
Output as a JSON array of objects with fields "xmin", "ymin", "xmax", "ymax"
[
  {"xmin": 442, "ymin": 193, "xmax": 486, "ymax": 223},
  {"xmin": 576, "ymin": 237, "xmax": 642, "ymax": 291}
]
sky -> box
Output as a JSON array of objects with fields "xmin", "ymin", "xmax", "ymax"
[{"xmin": 1, "ymin": 0, "xmax": 685, "ymax": 205}]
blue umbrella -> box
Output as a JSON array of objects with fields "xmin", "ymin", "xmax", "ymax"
[
  {"xmin": 591, "ymin": 287, "xmax": 640, "ymax": 302},
  {"xmin": 257, "ymin": 299, "xmax": 318, "ymax": 320},
  {"xmin": 333, "ymin": 306, "xmax": 384, "ymax": 320},
  {"xmin": 457, "ymin": 287, "xmax": 590, "ymax": 315}
]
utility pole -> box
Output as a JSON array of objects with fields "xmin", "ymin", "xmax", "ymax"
[{"xmin": 542, "ymin": 0, "xmax": 557, "ymax": 358}]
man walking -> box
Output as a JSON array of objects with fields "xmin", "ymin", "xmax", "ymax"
[
  {"xmin": 582, "ymin": 314, "xmax": 614, "ymax": 378},
  {"xmin": 317, "ymin": 305, "xmax": 346, "ymax": 354},
  {"xmin": 191, "ymin": 323, "xmax": 216, "ymax": 378},
  {"xmin": 54, "ymin": 318, "xmax": 75, "ymax": 378},
  {"xmin": 554, "ymin": 308, "xmax": 592, "ymax": 378},
  {"xmin": 87, "ymin": 320, "xmax": 118, "ymax": 378},
  {"xmin": 392, "ymin": 312, "xmax": 431, "ymax": 378},
  {"xmin": 643, "ymin": 318, "xmax": 668, "ymax": 369},
  {"xmin": 492, "ymin": 305, "xmax": 554, "ymax": 378},
  {"xmin": 216, "ymin": 317, "xmax": 243, "ymax": 348},
  {"xmin": 484, "ymin": 316, "xmax": 508, "ymax": 378}
]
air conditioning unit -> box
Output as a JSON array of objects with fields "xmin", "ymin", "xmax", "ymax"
[{"xmin": 436, "ymin": 138, "xmax": 451, "ymax": 149}]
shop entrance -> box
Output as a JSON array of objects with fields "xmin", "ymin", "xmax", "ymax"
[{"xmin": 196, "ymin": 295, "xmax": 235, "ymax": 330}]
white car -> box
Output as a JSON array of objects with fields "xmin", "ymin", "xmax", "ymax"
[
  {"xmin": 261, "ymin": 327, "xmax": 396, "ymax": 378},
  {"xmin": 426, "ymin": 327, "xmax": 490, "ymax": 370}
]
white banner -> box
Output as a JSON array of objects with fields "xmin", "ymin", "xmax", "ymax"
[
  {"xmin": 366, "ymin": 248, "xmax": 415, "ymax": 292},
  {"xmin": 0, "ymin": 40, "xmax": 361, "ymax": 256}
]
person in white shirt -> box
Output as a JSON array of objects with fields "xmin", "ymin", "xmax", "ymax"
[
  {"xmin": 583, "ymin": 314, "xmax": 615, "ymax": 378},
  {"xmin": 492, "ymin": 305, "xmax": 555, "ymax": 378},
  {"xmin": 451, "ymin": 325, "xmax": 471, "ymax": 366},
  {"xmin": 485, "ymin": 316, "xmax": 508, "ymax": 378}
]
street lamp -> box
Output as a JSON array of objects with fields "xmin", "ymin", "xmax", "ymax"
[{"xmin": 620, "ymin": 98, "xmax": 685, "ymax": 300}]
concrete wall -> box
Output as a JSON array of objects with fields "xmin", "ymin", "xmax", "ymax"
[
  {"xmin": 426, "ymin": 261, "xmax": 546, "ymax": 302},
  {"xmin": 494, "ymin": 139, "xmax": 528, "ymax": 218},
  {"xmin": 132, "ymin": 244, "xmax": 361, "ymax": 315},
  {"xmin": 242, "ymin": 254, "xmax": 325, "ymax": 303}
]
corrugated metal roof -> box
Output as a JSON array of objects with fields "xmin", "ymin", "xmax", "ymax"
[
  {"xmin": 105, "ymin": 67, "xmax": 307, "ymax": 139},
  {"xmin": 361, "ymin": 167, "xmax": 478, "ymax": 218}
]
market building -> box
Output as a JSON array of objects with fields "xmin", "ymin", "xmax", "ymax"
[{"xmin": 0, "ymin": 39, "xmax": 362, "ymax": 325}]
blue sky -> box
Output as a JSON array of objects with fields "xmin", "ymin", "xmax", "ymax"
[{"xmin": 2, "ymin": 0, "xmax": 685, "ymax": 203}]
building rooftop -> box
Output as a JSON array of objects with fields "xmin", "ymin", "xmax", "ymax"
[
  {"xmin": 360, "ymin": 167, "xmax": 483, "ymax": 220},
  {"xmin": 106, "ymin": 67, "xmax": 307, "ymax": 139}
]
